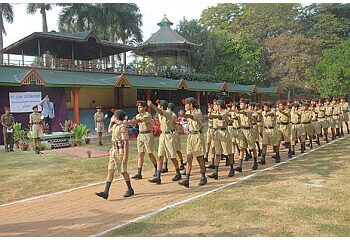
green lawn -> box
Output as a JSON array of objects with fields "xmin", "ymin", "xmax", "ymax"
[
  {"xmin": 105, "ymin": 137, "xmax": 350, "ymax": 237},
  {"xmin": 0, "ymin": 133, "xmax": 188, "ymax": 205}
]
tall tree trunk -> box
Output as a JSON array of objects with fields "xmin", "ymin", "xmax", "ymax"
[
  {"xmin": 287, "ymin": 86, "xmax": 291, "ymax": 100},
  {"xmin": 0, "ymin": 14, "xmax": 3, "ymax": 65},
  {"xmin": 41, "ymin": 7, "xmax": 48, "ymax": 32},
  {"xmin": 41, "ymin": 7, "xmax": 49, "ymax": 68},
  {"xmin": 122, "ymin": 39, "xmax": 126, "ymax": 72},
  {"xmin": 110, "ymin": 26, "xmax": 115, "ymax": 71}
]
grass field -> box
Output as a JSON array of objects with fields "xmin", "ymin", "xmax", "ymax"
[
  {"xmin": 0, "ymin": 134, "xmax": 188, "ymax": 205},
  {"xmin": 105, "ymin": 137, "xmax": 350, "ymax": 237}
]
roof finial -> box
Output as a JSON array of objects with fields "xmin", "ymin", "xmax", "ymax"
[{"xmin": 158, "ymin": 14, "xmax": 173, "ymax": 27}]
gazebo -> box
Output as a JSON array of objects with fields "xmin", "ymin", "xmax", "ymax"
[{"xmin": 135, "ymin": 15, "xmax": 199, "ymax": 73}]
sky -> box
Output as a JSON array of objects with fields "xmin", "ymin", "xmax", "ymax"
[{"xmin": 3, "ymin": 3, "xmax": 215, "ymax": 53}]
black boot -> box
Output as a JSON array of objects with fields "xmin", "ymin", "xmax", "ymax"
[
  {"xmin": 325, "ymin": 136, "xmax": 329, "ymax": 143},
  {"xmin": 275, "ymin": 152, "xmax": 281, "ymax": 163},
  {"xmin": 204, "ymin": 153, "xmax": 209, "ymax": 163},
  {"xmin": 252, "ymin": 157, "xmax": 258, "ymax": 170},
  {"xmin": 288, "ymin": 150, "xmax": 293, "ymax": 159},
  {"xmin": 172, "ymin": 169, "xmax": 182, "ymax": 181},
  {"xmin": 228, "ymin": 163, "xmax": 235, "ymax": 177},
  {"xmin": 316, "ymin": 138, "xmax": 320, "ymax": 146},
  {"xmin": 207, "ymin": 158, "xmax": 215, "ymax": 169},
  {"xmin": 235, "ymin": 159, "xmax": 243, "ymax": 172},
  {"xmin": 179, "ymin": 160, "xmax": 185, "ymax": 170},
  {"xmin": 161, "ymin": 162, "xmax": 168, "ymax": 173},
  {"xmin": 259, "ymin": 154, "xmax": 266, "ymax": 165},
  {"xmin": 208, "ymin": 166, "xmax": 219, "ymax": 180},
  {"xmin": 132, "ymin": 167, "xmax": 142, "ymax": 180},
  {"xmin": 198, "ymin": 173, "xmax": 207, "ymax": 186},
  {"xmin": 178, "ymin": 173, "xmax": 190, "ymax": 188},
  {"xmin": 149, "ymin": 170, "xmax": 161, "ymax": 184},
  {"xmin": 332, "ymin": 134, "xmax": 336, "ymax": 140},
  {"xmin": 258, "ymin": 149, "xmax": 262, "ymax": 157},
  {"xmin": 123, "ymin": 181, "xmax": 134, "ymax": 197},
  {"xmin": 309, "ymin": 142, "xmax": 313, "ymax": 149},
  {"xmin": 96, "ymin": 181, "xmax": 111, "ymax": 199},
  {"xmin": 291, "ymin": 145, "xmax": 296, "ymax": 155},
  {"xmin": 225, "ymin": 156, "xmax": 230, "ymax": 166}
]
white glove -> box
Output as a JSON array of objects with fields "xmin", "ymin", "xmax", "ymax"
[
  {"xmin": 95, "ymin": 128, "xmax": 97, "ymax": 131},
  {"xmin": 40, "ymin": 115, "xmax": 44, "ymax": 120},
  {"xmin": 104, "ymin": 114, "xmax": 108, "ymax": 118}
]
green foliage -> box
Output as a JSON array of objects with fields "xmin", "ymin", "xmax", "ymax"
[
  {"xmin": 13, "ymin": 122, "xmax": 25, "ymax": 143},
  {"xmin": 72, "ymin": 124, "xmax": 89, "ymax": 142},
  {"xmin": 0, "ymin": 3, "xmax": 14, "ymax": 35},
  {"xmin": 175, "ymin": 17, "xmax": 221, "ymax": 73},
  {"xmin": 307, "ymin": 39, "xmax": 350, "ymax": 97},
  {"xmin": 215, "ymin": 35, "xmax": 266, "ymax": 84}
]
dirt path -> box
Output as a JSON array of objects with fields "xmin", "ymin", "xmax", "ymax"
[{"xmin": 0, "ymin": 137, "xmax": 339, "ymax": 236}]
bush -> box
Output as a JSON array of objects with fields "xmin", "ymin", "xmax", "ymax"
[{"xmin": 72, "ymin": 124, "xmax": 89, "ymax": 143}]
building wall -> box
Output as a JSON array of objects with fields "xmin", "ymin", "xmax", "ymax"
[
  {"xmin": 122, "ymin": 88, "xmax": 137, "ymax": 107},
  {"xmin": 66, "ymin": 87, "xmax": 115, "ymax": 110}
]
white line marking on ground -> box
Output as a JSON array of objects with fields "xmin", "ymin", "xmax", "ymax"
[
  {"xmin": 0, "ymin": 177, "xmax": 123, "ymax": 208},
  {"xmin": 90, "ymin": 135, "xmax": 349, "ymax": 237}
]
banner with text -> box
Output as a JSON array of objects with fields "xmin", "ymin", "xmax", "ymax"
[{"xmin": 9, "ymin": 92, "xmax": 42, "ymax": 113}]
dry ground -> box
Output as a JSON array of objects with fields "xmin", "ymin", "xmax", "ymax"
[{"xmin": 106, "ymin": 136, "xmax": 350, "ymax": 237}]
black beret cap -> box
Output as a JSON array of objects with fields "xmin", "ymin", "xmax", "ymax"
[
  {"xmin": 185, "ymin": 97, "xmax": 197, "ymax": 106},
  {"xmin": 114, "ymin": 109, "xmax": 126, "ymax": 120},
  {"xmin": 293, "ymin": 103, "xmax": 299, "ymax": 108},
  {"xmin": 168, "ymin": 103, "xmax": 175, "ymax": 111},
  {"xmin": 281, "ymin": 100, "xmax": 287, "ymax": 105},
  {"xmin": 136, "ymin": 101, "xmax": 147, "ymax": 107},
  {"xmin": 214, "ymin": 99, "xmax": 225, "ymax": 108},
  {"xmin": 159, "ymin": 100, "xmax": 168, "ymax": 109},
  {"xmin": 249, "ymin": 102, "xmax": 255, "ymax": 107},
  {"xmin": 233, "ymin": 102, "xmax": 239, "ymax": 107},
  {"xmin": 288, "ymin": 100, "xmax": 293, "ymax": 103}
]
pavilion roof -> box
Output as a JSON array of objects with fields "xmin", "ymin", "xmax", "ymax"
[
  {"xmin": 0, "ymin": 66, "xmax": 278, "ymax": 94},
  {"xmin": 136, "ymin": 15, "xmax": 199, "ymax": 56},
  {"xmin": 1, "ymin": 30, "xmax": 135, "ymax": 61}
]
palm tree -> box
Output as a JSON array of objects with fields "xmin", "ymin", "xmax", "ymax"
[
  {"xmin": 26, "ymin": 4, "xmax": 52, "ymax": 32},
  {"xmin": 0, "ymin": 3, "xmax": 14, "ymax": 64},
  {"xmin": 58, "ymin": 4, "xmax": 93, "ymax": 33}
]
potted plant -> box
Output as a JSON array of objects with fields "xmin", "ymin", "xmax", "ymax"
[
  {"xmin": 19, "ymin": 130, "xmax": 29, "ymax": 151},
  {"xmin": 13, "ymin": 122, "xmax": 25, "ymax": 148},
  {"xmin": 60, "ymin": 120, "xmax": 74, "ymax": 132},
  {"xmin": 72, "ymin": 123, "xmax": 89, "ymax": 146}
]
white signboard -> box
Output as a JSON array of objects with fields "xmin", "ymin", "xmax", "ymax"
[{"xmin": 9, "ymin": 92, "xmax": 42, "ymax": 113}]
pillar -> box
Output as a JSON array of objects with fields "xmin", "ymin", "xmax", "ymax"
[
  {"xmin": 146, "ymin": 89, "xmax": 151, "ymax": 113},
  {"xmin": 231, "ymin": 92, "xmax": 236, "ymax": 102},
  {"xmin": 168, "ymin": 90, "xmax": 171, "ymax": 103},
  {"xmin": 117, "ymin": 88, "xmax": 123, "ymax": 109},
  {"xmin": 71, "ymin": 87, "xmax": 81, "ymax": 124},
  {"xmin": 196, "ymin": 91, "xmax": 201, "ymax": 106},
  {"xmin": 205, "ymin": 92, "xmax": 208, "ymax": 114},
  {"xmin": 259, "ymin": 93, "xmax": 262, "ymax": 107}
]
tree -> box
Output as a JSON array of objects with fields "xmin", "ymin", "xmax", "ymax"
[
  {"xmin": 299, "ymin": 4, "xmax": 350, "ymax": 48},
  {"xmin": 0, "ymin": 3, "xmax": 13, "ymax": 64},
  {"xmin": 307, "ymin": 39, "xmax": 350, "ymax": 97},
  {"xmin": 58, "ymin": 4, "xmax": 93, "ymax": 33},
  {"xmin": 199, "ymin": 3, "xmax": 241, "ymax": 34},
  {"xmin": 26, "ymin": 4, "xmax": 53, "ymax": 32},
  {"xmin": 265, "ymin": 34, "xmax": 322, "ymax": 99},
  {"xmin": 215, "ymin": 34, "xmax": 266, "ymax": 85},
  {"xmin": 175, "ymin": 17, "xmax": 221, "ymax": 73},
  {"xmin": 236, "ymin": 3, "xmax": 301, "ymax": 42}
]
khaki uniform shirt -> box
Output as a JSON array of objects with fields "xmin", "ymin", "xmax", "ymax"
[
  {"xmin": 111, "ymin": 122, "xmax": 128, "ymax": 142},
  {"xmin": 251, "ymin": 110, "xmax": 258, "ymax": 124},
  {"xmin": 316, "ymin": 106, "xmax": 326, "ymax": 118},
  {"xmin": 341, "ymin": 102, "xmax": 349, "ymax": 112},
  {"xmin": 213, "ymin": 110, "xmax": 229, "ymax": 128},
  {"xmin": 311, "ymin": 110, "xmax": 318, "ymax": 121},
  {"xmin": 256, "ymin": 110, "xmax": 263, "ymax": 123},
  {"xmin": 136, "ymin": 112, "xmax": 152, "ymax": 131},
  {"xmin": 263, "ymin": 112, "xmax": 275, "ymax": 128},
  {"xmin": 94, "ymin": 112, "xmax": 104, "ymax": 122},
  {"xmin": 158, "ymin": 111, "xmax": 174, "ymax": 132},
  {"xmin": 1, "ymin": 114, "xmax": 14, "ymax": 130},
  {"xmin": 230, "ymin": 111, "xmax": 241, "ymax": 128},
  {"xmin": 186, "ymin": 109, "xmax": 203, "ymax": 131},
  {"xmin": 29, "ymin": 112, "xmax": 42, "ymax": 125},
  {"xmin": 239, "ymin": 110, "xmax": 253, "ymax": 127},
  {"xmin": 332, "ymin": 104, "xmax": 341, "ymax": 115},
  {"xmin": 325, "ymin": 104, "xmax": 333, "ymax": 116},
  {"xmin": 276, "ymin": 109, "xmax": 290, "ymax": 123},
  {"xmin": 301, "ymin": 110, "xmax": 312, "ymax": 123},
  {"xmin": 290, "ymin": 111, "xmax": 301, "ymax": 124}
]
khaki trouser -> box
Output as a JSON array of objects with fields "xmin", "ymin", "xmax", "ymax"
[{"xmin": 3, "ymin": 129, "xmax": 14, "ymax": 150}]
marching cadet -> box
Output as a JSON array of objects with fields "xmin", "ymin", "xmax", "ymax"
[
  {"xmin": 1, "ymin": 107, "xmax": 15, "ymax": 152},
  {"xmin": 178, "ymin": 97, "xmax": 207, "ymax": 188},
  {"xmin": 325, "ymin": 97, "xmax": 336, "ymax": 140},
  {"xmin": 203, "ymin": 99, "xmax": 235, "ymax": 179},
  {"xmin": 94, "ymin": 106, "xmax": 106, "ymax": 146},
  {"xmin": 236, "ymin": 99, "xmax": 259, "ymax": 171},
  {"xmin": 290, "ymin": 103, "xmax": 306, "ymax": 154},
  {"xmin": 337, "ymin": 97, "xmax": 344, "ymax": 137},
  {"xmin": 255, "ymin": 103, "xmax": 263, "ymax": 156},
  {"xmin": 205, "ymin": 103, "xmax": 216, "ymax": 169},
  {"xmin": 29, "ymin": 105, "xmax": 44, "ymax": 154},
  {"xmin": 125, "ymin": 100, "xmax": 158, "ymax": 180},
  {"xmin": 250, "ymin": 102, "xmax": 262, "ymax": 156},
  {"xmin": 148, "ymin": 99, "xmax": 182, "ymax": 184},
  {"xmin": 301, "ymin": 102, "xmax": 314, "ymax": 149},
  {"xmin": 229, "ymin": 102, "xmax": 242, "ymax": 164},
  {"xmin": 316, "ymin": 99, "xmax": 329, "ymax": 143},
  {"xmin": 311, "ymin": 103, "xmax": 321, "ymax": 146},
  {"xmin": 332, "ymin": 97, "xmax": 342, "ymax": 138},
  {"xmin": 259, "ymin": 103, "xmax": 277, "ymax": 165},
  {"xmin": 276, "ymin": 101, "xmax": 293, "ymax": 160},
  {"xmin": 340, "ymin": 97, "xmax": 349, "ymax": 134},
  {"xmin": 161, "ymin": 103, "xmax": 185, "ymax": 173},
  {"xmin": 96, "ymin": 109, "xmax": 134, "ymax": 199}
]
